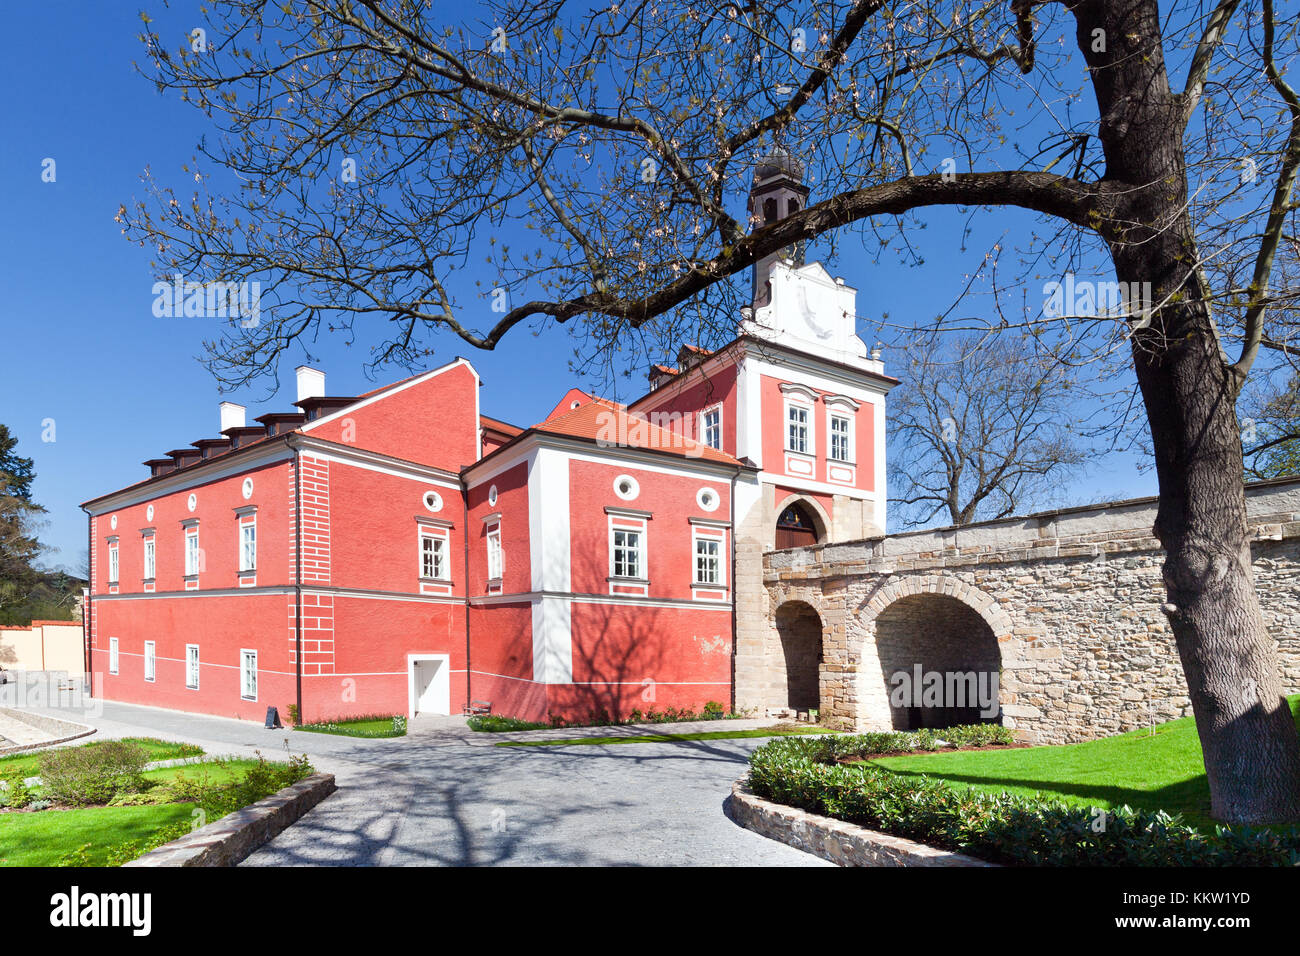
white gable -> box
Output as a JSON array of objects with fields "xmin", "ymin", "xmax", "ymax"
[{"xmin": 743, "ymin": 261, "xmax": 879, "ymax": 372}]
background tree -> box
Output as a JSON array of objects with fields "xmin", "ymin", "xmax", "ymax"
[
  {"xmin": 1243, "ymin": 372, "xmax": 1300, "ymax": 478},
  {"xmin": 890, "ymin": 334, "xmax": 1089, "ymax": 528},
  {"xmin": 0, "ymin": 424, "xmax": 50, "ymax": 624},
  {"xmin": 126, "ymin": 1, "xmax": 1300, "ymax": 822}
]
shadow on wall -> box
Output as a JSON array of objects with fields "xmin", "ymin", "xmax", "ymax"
[
  {"xmin": 546, "ymin": 548, "xmax": 730, "ymax": 723},
  {"xmin": 873, "ymin": 593, "xmax": 1002, "ymax": 730},
  {"xmin": 772, "ymin": 601, "xmax": 823, "ymax": 711}
]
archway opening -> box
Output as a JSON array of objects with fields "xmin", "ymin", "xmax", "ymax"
[
  {"xmin": 773, "ymin": 601, "xmax": 823, "ymax": 712},
  {"xmin": 873, "ymin": 593, "xmax": 1002, "ymax": 730},
  {"xmin": 775, "ymin": 501, "xmax": 822, "ymax": 549}
]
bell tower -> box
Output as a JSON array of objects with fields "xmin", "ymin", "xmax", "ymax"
[{"xmin": 747, "ymin": 145, "xmax": 810, "ymax": 308}]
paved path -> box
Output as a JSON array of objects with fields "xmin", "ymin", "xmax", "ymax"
[{"xmin": 18, "ymin": 701, "xmax": 825, "ymax": 867}]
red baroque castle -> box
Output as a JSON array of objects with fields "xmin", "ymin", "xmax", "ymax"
[{"xmin": 83, "ymin": 153, "xmax": 897, "ymax": 724}]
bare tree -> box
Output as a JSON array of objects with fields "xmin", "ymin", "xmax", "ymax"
[
  {"xmin": 890, "ymin": 335, "xmax": 1088, "ymax": 527},
  {"xmin": 1242, "ymin": 372, "xmax": 1300, "ymax": 478},
  {"xmin": 125, "ymin": 0, "xmax": 1300, "ymax": 822}
]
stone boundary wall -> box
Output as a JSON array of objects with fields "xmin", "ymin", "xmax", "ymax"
[
  {"xmin": 725, "ymin": 776, "xmax": 996, "ymax": 867},
  {"xmin": 761, "ymin": 478, "xmax": 1300, "ymax": 743},
  {"xmin": 124, "ymin": 772, "xmax": 337, "ymax": 867}
]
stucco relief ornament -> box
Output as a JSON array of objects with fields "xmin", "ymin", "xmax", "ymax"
[{"xmin": 794, "ymin": 282, "xmax": 836, "ymax": 341}]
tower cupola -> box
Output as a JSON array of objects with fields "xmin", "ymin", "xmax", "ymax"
[{"xmin": 747, "ymin": 145, "xmax": 811, "ymax": 308}]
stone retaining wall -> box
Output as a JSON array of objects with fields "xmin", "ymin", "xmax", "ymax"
[
  {"xmin": 725, "ymin": 777, "xmax": 996, "ymax": 867},
  {"xmin": 124, "ymin": 772, "xmax": 336, "ymax": 867},
  {"xmin": 759, "ymin": 478, "xmax": 1300, "ymax": 743}
]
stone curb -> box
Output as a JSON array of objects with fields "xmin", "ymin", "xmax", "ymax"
[
  {"xmin": 0, "ymin": 707, "xmax": 96, "ymax": 756},
  {"xmin": 724, "ymin": 776, "xmax": 998, "ymax": 867},
  {"xmin": 123, "ymin": 772, "xmax": 337, "ymax": 867}
]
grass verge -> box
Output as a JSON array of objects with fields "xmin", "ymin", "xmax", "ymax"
[
  {"xmin": 296, "ymin": 714, "xmax": 407, "ymax": 738},
  {"xmin": 497, "ymin": 726, "xmax": 838, "ymax": 747}
]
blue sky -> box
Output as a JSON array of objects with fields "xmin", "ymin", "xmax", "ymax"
[{"xmin": 0, "ymin": 1, "xmax": 1154, "ymax": 571}]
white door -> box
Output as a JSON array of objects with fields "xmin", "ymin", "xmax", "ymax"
[{"xmin": 413, "ymin": 658, "xmax": 448, "ymax": 715}]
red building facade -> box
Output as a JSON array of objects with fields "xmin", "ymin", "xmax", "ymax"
[{"xmin": 83, "ymin": 155, "xmax": 896, "ymax": 724}]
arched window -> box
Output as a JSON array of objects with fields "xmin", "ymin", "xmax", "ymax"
[{"xmin": 776, "ymin": 502, "xmax": 820, "ymax": 549}]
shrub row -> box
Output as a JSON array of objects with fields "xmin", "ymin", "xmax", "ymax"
[
  {"xmin": 803, "ymin": 724, "xmax": 1016, "ymax": 762},
  {"xmin": 746, "ymin": 733, "xmax": 1300, "ymax": 866}
]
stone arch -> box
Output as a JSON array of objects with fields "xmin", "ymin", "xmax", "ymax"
[
  {"xmin": 769, "ymin": 599, "xmax": 824, "ymax": 713},
  {"xmin": 774, "ymin": 494, "xmax": 830, "ymax": 548},
  {"xmin": 857, "ymin": 576, "xmax": 1011, "ymax": 730}
]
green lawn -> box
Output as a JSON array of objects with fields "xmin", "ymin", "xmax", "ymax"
[
  {"xmin": 141, "ymin": 758, "xmax": 263, "ymax": 787},
  {"xmin": 295, "ymin": 715, "xmax": 406, "ymax": 738},
  {"xmin": 868, "ymin": 696, "xmax": 1300, "ymax": 827},
  {"xmin": 0, "ymin": 737, "xmax": 203, "ymax": 782},
  {"xmin": 498, "ymin": 726, "xmax": 838, "ymax": 747},
  {"xmin": 0, "ymin": 803, "xmax": 198, "ymax": 866},
  {"xmin": 468, "ymin": 714, "xmax": 550, "ymax": 732}
]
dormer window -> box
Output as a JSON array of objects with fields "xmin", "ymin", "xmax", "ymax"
[{"xmin": 701, "ymin": 406, "xmax": 721, "ymax": 450}]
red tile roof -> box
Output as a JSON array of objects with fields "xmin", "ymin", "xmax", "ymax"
[{"xmin": 531, "ymin": 397, "xmax": 741, "ymax": 466}]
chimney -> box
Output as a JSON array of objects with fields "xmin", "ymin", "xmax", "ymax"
[
  {"xmin": 219, "ymin": 402, "xmax": 246, "ymax": 432},
  {"xmin": 296, "ymin": 366, "xmax": 326, "ymax": 403}
]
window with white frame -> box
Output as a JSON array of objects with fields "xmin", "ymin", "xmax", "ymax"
[
  {"xmin": 186, "ymin": 644, "xmax": 200, "ymax": 689},
  {"xmin": 486, "ymin": 526, "xmax": 503, "ymax": 580},
  {"xmin": 239, "ymin": 520, "xmax": 257, "ymax": 572},
  {"xmin": 701, "ymin": 406, "xmax": 721, "ymax": 450},
  {"xmin": 787, "ymin": 404, "xmax": 810, "ymax": 454},
  {"xmin": 611, "ymin": 528, "xmax": 644, "ymax": 579},
  {"xmin": 108, "ymin": 637, "xmax": 119, "ymax": 674},
  {"xmin": 184, "ymin": 527, "xmax": 200, "ymax": 576},
  {"xmin": 143, "ymin": 536, "xmax": 155, "ymax": 580},
  {"xmin": 695, "ymin": 537, "xmax": 722, "ymax": 585},
  {"xmin": 240, "ymin": 649, "xmax": 258, "ymax": 700},
  {"xmin": 144, "ymin": 640, "xmax": 155, "ymax": 682},
  {"xmin": 108, "ymin": 542, "xmax": 119, "ymax": 584},
  {"xmin": 830, "ymin": 413, "xmax": 853, "ymax": 462},
  {"xmin": 421, "ymin": 531, "xmax": 448, "ymax": 580}
]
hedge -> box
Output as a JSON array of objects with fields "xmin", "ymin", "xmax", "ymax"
[{"xmin": 747, "ymin": 731, "xmax": 1300, "ymax": 866}]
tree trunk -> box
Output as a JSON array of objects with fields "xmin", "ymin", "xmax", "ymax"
[
  {"xmin": 1076, "ymin": 0, "xmax": 1300, "ymax": 823},
  {"xmin": 1131, "ymin": 307, "xmax": 1300, "ymax": 824}
]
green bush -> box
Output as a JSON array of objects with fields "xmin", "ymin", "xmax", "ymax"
[
  {"xmin": 39, "ymin": 740, "xmax": 149, "ymax": 806},
  {"xmin": 168, "ymin": 752, "xmax": 314, "ymax": 819},
  {"xmin": 746, "ymin": 734, "xmax": 1300, "ymax": 866},
  {"xmin": 0, "ymin": 778, "xmax": 34, "ymax": 808}
]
